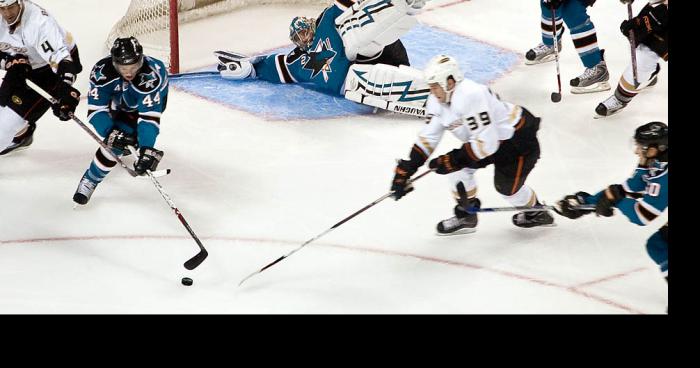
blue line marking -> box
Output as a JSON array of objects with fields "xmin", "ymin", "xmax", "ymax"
[{"xmin": 170, "ymin": 24, "xmax": 519, "ymax": 120}]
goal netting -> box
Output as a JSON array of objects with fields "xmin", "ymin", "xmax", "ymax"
[{"xmin": 107, "ymin": 0, "xmax": 330, "ymax": 73}]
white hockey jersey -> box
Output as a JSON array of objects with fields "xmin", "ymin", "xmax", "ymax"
[
  {"xmin": 0, "ymin": 0, "xmax": 75, "ymax": 71},
  {"xmin": 416, "ymin": 78, "xmax": 524, "ymax": 160}
]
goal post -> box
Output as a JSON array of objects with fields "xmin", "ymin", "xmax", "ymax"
[{"xmin": 107, "ymin": 0, "xmax": 330, "ymax": 74}]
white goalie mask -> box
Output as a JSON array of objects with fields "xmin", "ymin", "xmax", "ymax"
[{"xmin": 424, "ymin": 54, "xmax": 464, "ymax": 97}]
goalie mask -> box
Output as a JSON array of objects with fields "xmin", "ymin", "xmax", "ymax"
[
  {"xmin": 424, "ymin": 55, "xmax": 464, "ymax": 103},
  {"xmin": 289, "ymin": 16, "xmax": 316, "ymax": 51}
]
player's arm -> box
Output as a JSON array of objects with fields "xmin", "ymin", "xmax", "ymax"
[
  {"xmin": 134, "ymin": 70, "xmax": 168, "ymax": 149},
  {"xmin": 390, "ymin": 98, "xmax": 445, "ymax": 199},
  {"xmin": 253, "ymin": 48, "xmax": 308, "ymax": 84},
  {"xmin": 87, "ymin": 61, "xmax": 120, "ymax": 137},
  {"xmin": 34, "ymin": 17, "xmax": 81, "ymax": 120}
]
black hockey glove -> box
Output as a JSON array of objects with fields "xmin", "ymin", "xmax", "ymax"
[
  {"xmin": 105, "ymin": 129, "xmax": 137, "ymax": 152},
  {"xmin": 52, "ymin": 81, "xmax": 81, "ymax": 121},
  {"xmin": 391, "ymin": 144, "xmax": 428, "ymax": 200},
  {"xmin": 595, "ymin": 184, "xmax": 626, "ymax": 217},
  {"xmin": 620, "ymin": 4, "xmax": 668, "ymax": 43},
  {"xmin": 543, "ymin": 0, "xmax": 563, "ymax": 9},
  {"xmin": 428, "ymin": 144, "xmax": 479, "ymax": 175},
  {"xmin": 554, "ymin": 192, "xmax": 594, "ymax": 219},
  {"xmin": 134, "ymin": 147, "xmax": 164, "ymax": 175},
  {"xmin": 0, "ymin": 54, "xmax": 31, "ymax": 107}
]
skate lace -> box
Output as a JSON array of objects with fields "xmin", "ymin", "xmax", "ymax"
[
  {"xmin": 442, "ymin": 216, "xmax": 466, "ymax": 229},
  {"xmin": 534, "ymin": 43, "xmax": 553, "ymax": 54},
  {"xmin": 78, "ymin": 179, "xmax": 97, "ymax": 194},
  {"xmin": 603, "ymin": 95, "xmax": 625, "ymax": 108}
]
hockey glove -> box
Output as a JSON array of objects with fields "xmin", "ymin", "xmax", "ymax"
[
  {"xmin": 543, "ymin": 0, "xmax": 563, "ymax": 9},
  {"xmin": 0, "ymin": 54, "xmax": 31, "ymax": 107},
  {"xmin": 52, "ymin": 82, "xmax": 81, "ymax": 121},
  {"xmin": 554, "ymin": 192, "xmax": 594, "ymax": 219},
  {"xmin": 134, "ymin": 147, "xmax": 164, "ymax": 175},
  {"xmin": 391, "ymin": 159, "xmax": 418, "ymax": 200},
  {"xmin": 620, "ymin": 4, "xmax": 668, "ymax": 43},
  {"xmin": 428, "ymin": 144, "xmax": 479, "ymax": 174},
  {"xmin": 595, "ymin": 184, "xmax": 626, "ymax": 217},
  {"xmin": 105, "ymin": 129, "xmax": 137, "ymax": 152}
]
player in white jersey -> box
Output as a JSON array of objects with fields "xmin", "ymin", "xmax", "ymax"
[
  {"xmin": 390, "ymin": 55, "xmax": 555, "ymax": 235},
  {"xmin": 0, "ymin": 0, "xmax": 81, "ymax": 155}
]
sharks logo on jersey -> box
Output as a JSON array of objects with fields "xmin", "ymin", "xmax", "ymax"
[
  {"xmin": 91, "ymin": 64, "xmax": 107, "ymax": 83},
  {"xmin": 138, "ymin": 71, "xmax": 159, "ymax": 91},
  {"xmin": 301, "ymin": 38, "xmax": 337, "ymax": 81}
]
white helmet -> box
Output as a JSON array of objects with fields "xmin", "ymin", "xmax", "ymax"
[
  {"xmin": 424, "ymin": 54, "xmax": 464, "ymax": 92},
  {"xmin": 0, "ymin": 0, "xmax": 19, "ymax": 7}
]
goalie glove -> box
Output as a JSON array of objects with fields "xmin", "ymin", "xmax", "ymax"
[{"xmin": 215, "ymin": 51, "xmax": 260, "ymax": 80}]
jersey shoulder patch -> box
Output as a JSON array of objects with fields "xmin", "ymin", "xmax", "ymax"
[
  {"xmin": 90, "ymin": 57, "xmax": 120, "ymax": 86},
  {"xmin": 131, "ymin": 57, "xmax": 167, "ymax": 94}
]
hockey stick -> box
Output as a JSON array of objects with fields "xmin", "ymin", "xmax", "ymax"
[
  {"xmin": 23, "ymin": 79, "xmax": 171, "ymax": 178},
  {"xmin": 466, "ymin": 204, "xmax": 595, "ymax": 214},
  {"xmin": 169, "ymin": 70, "xmax": 219, "ymax": 79},
  {"xmin": 127, "ymin": 146, "xmax": 209, "ymax": 270},
  {"xmin": 626, "ymin": 3, "xmax": 639, "ymax": 87},
  {"xmin": 550, "ymin": 5, "xmax": 562, "ymax": 103},
  {"xmin": 238, "ymin": 169, "xmax": 434, "ymax": 286}
]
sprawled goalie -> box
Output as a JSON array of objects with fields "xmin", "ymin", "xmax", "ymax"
[{"xmin": 214, "ymin": 0, "xmax": 432, "ymax": 117}]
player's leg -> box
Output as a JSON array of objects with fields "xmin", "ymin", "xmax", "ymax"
[
  {"xmin": 525, "ymin": 0, "xmax": 564, "ymax": 65},
  {"xmin": 436, "ymin": 169, "xmax": 481, "ymax": 236},
  {"xmin": 356, "ymin": 39, "xmax": 410, "ymax": 67},
  {"xmin": 595, "ymin": 45, "xmax": 662, "ymax": 117},
  {"xmin": 72, "ymin": 120, "xmax": 135, "ymax": 205},
  {"xmin": 493, "ymin": 109, "xmax": 554, "ymax": 228},
  {"xmin": 563, "ymin": 0, "xmax": 609, "ymax": 93},
  {"xmin": 0, "ymin": 107, "xmax": 28, "ymax": 154},
  {"xmin": 646, "ymin": 223, "xmax": 668, "ymax": 282}
]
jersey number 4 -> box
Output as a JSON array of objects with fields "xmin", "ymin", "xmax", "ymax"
[{"xmin": 465, "ymin": 112, "xmax": 491, "ymax": 131}]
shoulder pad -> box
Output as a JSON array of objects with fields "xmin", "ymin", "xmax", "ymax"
[
  {"xmin": 90, "ymin": 56, "xmax": 120, "ymax": 86},
  {"xmin": 131, "ymin": 57, "xmax": 167, "ymax": 94}
]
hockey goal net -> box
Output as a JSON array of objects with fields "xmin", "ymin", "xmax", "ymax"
[{"xmin": 107, "ymin": 0, "xmax": 330, "ymax": 74}]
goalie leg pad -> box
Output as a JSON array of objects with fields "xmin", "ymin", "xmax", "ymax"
[{"xmin": 335, "ymin": 0, "xmax": 421, "ymax": 61}]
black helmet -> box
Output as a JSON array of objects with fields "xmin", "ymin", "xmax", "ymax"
[
  {"xmin": 634, "ymin": 121, "xmax": 668, "ymax": 151},
  {"xmin": 111, "ymin": 37, "xmax": 144, "ymax": 66}
]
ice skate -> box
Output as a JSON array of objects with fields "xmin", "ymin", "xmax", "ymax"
[
  {"xmin": 512, "ymin": 210, "xmax": 555, "ymax": 228},
  {"xmin": 570, "ymin": 52, "xmax": 610, "ymax": 94},
  {"xmin": 436, "ymin": 200, "xmax": 480, "ymax": 236},
  {"xmin": 525, "ymin": 41, "xmax": 562, "ymax": 65},
  {"xmin": 594, "ymin": 95, "xmax": 627, "ymax": 119},
  {"xmin": 73, "ymin": 176, "xmax": 98, "ymax": 206},
  {"xmin": 0, "ymin": 122, "xmax": 36, "ymax": 156}
]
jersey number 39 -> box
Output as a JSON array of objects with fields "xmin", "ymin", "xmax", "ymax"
[{"xmin": 465, "ymin": 112, "xmax": 491, "ymax": 131}]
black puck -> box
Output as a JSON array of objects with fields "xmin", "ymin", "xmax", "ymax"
[{"xmin": 181, "ymin": 277, "xmax": 193, "ymax": 286}]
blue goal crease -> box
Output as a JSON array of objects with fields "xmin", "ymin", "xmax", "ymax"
[{"xmin": 170, "ymin": 24, "xmax": 520, "ymax": 121}]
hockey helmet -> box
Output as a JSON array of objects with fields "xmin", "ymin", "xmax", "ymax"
[
  {"xmin": 424, "ymin": 54, "xmax": 464, "ymax": 92},
  {"xmin": 0, "ymin": 0, "xmax": 19, "ymax": 7},
  {"xmin": 289, "ymin": 16, "xmax": 316, "ymax": 51},
  {"xmin": 635, "ymin": 121, "xmax": 668, "ymax": 151},
  {"xmin": 111, "ymin": 37, "xmax": 144, "ymax": 66}
]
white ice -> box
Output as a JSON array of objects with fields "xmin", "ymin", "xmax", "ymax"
[{"xmin": 0, "ymin": 0, "xmax": 668, "ymax": 314}]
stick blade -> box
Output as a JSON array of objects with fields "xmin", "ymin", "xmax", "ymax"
[{"xmin": 184, "ymin": 249, "xmax": 208, "ymax": 270}]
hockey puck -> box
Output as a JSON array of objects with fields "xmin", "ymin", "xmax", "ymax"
[
  {"xmin": 181, "ymin": 277, "xmax": 193, "ymax": 286},
  {"xmin": 551, "ymin": 92, "xmax": 562, "ymax": 103}
]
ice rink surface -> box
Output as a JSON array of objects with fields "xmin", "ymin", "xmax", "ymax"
[{"xmin": 0, "ymin": 0, "xmax": 668, "ymax": 314}]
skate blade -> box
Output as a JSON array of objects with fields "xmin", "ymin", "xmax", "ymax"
[
  {"xmin": 570, "ymin": 81, "xmax": 611, "ymax": 94},
  {"xmin": 435, "ymin": 228, "xmax": 477, "ymax": 236},
  {"xmin": 515, "ymin": 222, "xmax": 558, "ymax": 228},
  {"xmin": 524, "ymin": 56, "xmax": 555, "ymax": 65}
]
